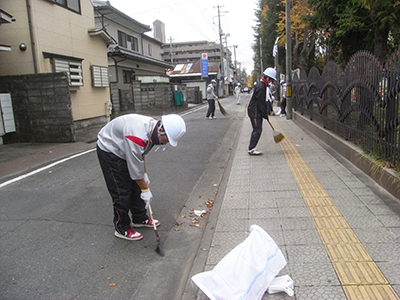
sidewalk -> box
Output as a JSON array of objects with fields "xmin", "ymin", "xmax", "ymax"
[
  {"xmin": 183, "ymin": 112, "xmax": 400, "ymax": 299},
  {"xmin": 1, "ymin": 104, "xmax": 399, "ymax": 299}
]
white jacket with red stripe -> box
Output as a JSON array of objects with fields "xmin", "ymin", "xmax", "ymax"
[{"xmin": 97, "ymin": 114, "xmax": 157, "ymax": 180}]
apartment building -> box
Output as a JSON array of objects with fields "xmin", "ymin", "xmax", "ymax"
[
  {"xmin": 162, "ymin": 40, "xmax": 222, "ymax": 65},
  {"xmin": 161, "ymin": 40, "xmax": 235, "ymax": 97}
]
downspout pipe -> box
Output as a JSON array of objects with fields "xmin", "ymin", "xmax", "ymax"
[{"xmin": 26, "ymin": 0, "xmax": 38, "ymax": 74}]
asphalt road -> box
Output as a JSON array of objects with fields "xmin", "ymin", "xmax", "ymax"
[{"xmin": 1, "ymin": 94, "xmax": 250, "ymax": 300}]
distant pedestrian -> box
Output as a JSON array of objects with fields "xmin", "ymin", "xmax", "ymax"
[
  {"xmin": 278, "ymin": 80, "xmax": 287, "ymax": 117},
  {"xmin": 266, "ymin": 83, "xmax": 276, "ymax": 116},
  {"xmin": 247, "ymin": 67, "xmax": 276, "ymax": 155},
  {"xmin": 97, "ymin": 113, "xmax": 186, "ymax": 241},
  {"xmin": 206, "ymin": 79, "xmax": 218, "ymax": 119},
  {"xmin": 235, "ymin": 83, "xmax": 241, "ymax": 105}
]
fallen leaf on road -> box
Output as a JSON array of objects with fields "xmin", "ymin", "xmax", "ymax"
[{"xmin": 205, "ymin": 200, "xmax": 214, "ymax": 208}]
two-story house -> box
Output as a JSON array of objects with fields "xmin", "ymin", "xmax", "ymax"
[
  {"xmin": 93, "ymin": 1, "xmax": 181, "ymax": 116},
  {"xmin": 0, "ymin": 0, "xmax": 114, "ymax": 143}
]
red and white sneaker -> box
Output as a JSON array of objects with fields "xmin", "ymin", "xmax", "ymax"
[
  {"xmin": 114, "ymin": 228, "xmax": 143, "ymax": 241},
  {"xmin": 132, "ymin": 218, "xmax": 160, "ymax": 228}
]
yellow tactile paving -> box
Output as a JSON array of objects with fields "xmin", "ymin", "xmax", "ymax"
[
  {"xmin": 308, "ymin": 205, "xmax": 342, "ymax": 217},
  {"xmin": 299, "ymin": 188, "xmax": 330, "ymax": 198},
  {"xmin": 313, "ymin": 216, "xmax": 350, "ymax": 229},
  {"xmin": 325, "ymin": 244, "xmax": 372, "ymax": 261},
  {"xmin": 343, "ymin": 285, "xmax": 400, "ymax": 300},
  {"xmin": 333, "ymin": 261, "xmax": 388, "ymax": 285},
  {"xmin": 270, "ymin": 118, "xmax": 400, "ymax": 300},
  {"xmin": 318, "ymin": 228, "xmax": 360, "ymax": 244},
  {"xmin": 303, "ymin": 196, "xmax": 334, "ymax": 207}
]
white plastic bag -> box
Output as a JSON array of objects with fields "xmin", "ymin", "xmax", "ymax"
[
  {"xmin": 267, "ymin": 275, "xmax": 294, "ymax": 296},
  {"xmin": 192, "ymin": 225, "xmax": 287, "ymax": 300}
]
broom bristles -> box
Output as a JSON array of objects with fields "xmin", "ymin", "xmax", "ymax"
[
  {"xmin": 273, "ymin": 130, "xmax": 285, "ymax": 143},
  {"xmin": 217, "ymin": 100, "xmax": 229, "ymax": 116}
]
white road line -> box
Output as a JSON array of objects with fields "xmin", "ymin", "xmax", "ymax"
[
  {"xmin": 181, "ymin": 105, "xmax": 206, "ymax": 116},
  {"xmin": 0, "ymin": 148, "xmax": 96, "ymax": 189}
]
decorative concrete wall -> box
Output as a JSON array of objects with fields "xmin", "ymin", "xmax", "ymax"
[{"xmin": 0, "ymin": 72, "xmax": 75, "ymax": 143}]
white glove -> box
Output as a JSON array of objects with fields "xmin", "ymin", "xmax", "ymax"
[
  {"xmin": 144, "ymin": 173, "xmax": 150, "ymax": 185},
  {"xmin": 140, "ymin": 188, "xmax": 153, "ymax": 209}
]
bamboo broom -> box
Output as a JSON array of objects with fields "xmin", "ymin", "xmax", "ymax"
[
  {"xmin": 217, "ymin": 99, "xmax": 229, "ymax": 116},
  {"xmin": 266, "ymin": 119, "xmax": 285, "ymax": 143}
]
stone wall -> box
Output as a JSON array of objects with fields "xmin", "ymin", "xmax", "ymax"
[
  {"xmin": 113, "ymin": 82, "xmax": 188, "ymax": 117},
  {"xmin": 0, "ymin": 74, "xmax": 189, "ymax": 144},
  {"xmin": 0, "ymin": 73, "xmax": 74, "ymax": 143}
]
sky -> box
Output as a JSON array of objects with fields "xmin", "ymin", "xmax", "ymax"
[{"xmin": 107, "ymin": 0, "xmax": 259, "ymax": 74}]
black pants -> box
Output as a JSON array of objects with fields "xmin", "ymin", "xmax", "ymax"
[
  {"xmin": 266, "ymin": 101, "xmax": 273, "ymax": 115},
  {"xmin": 97, "ymin": 146, "xmax": 148, "ymax": 234},
  {"xmin": 281, "ymin": 97, "xmax": 287, "ymax": 114},
  {"xmin": 249, "ymin": 117, "xmax": 263, "ymax": 150},
  {"xmin": 206, "ymin": 99, "xmax": 215, "ymax": 117}
]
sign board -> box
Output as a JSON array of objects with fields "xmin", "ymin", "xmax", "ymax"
[{"xmin": 201, "ymin": 53, "xmax": 208, "ymax": 78}]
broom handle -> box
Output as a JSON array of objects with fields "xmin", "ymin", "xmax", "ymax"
[{"xmin": 266, "ymin": 119, "xmax": 275, "ymax": 130}]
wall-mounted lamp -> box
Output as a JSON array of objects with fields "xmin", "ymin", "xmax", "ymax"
[{"xmin": 19, "ymin": 43, "xmax": 27, "ymax": 51}]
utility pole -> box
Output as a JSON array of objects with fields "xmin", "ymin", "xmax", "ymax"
[
  {"xmin": 232, "ymin": 45, "xmax": 238, "ymax": 82},
  {"xmin": 285, "ymin": 0, "xmax": 292, "ymax": 119},
  {"xmin": 224, "ymin": 33, "xmax": 230, "ymax": 88},
  {"xmin": 169, "ymin": 36, "xmax": 174, "ymax": 64},
  {"xmin": 214, "ymin": 5, "xmax": 228, "ymax": 96}
]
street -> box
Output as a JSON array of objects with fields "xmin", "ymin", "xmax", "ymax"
[{"xmin": 1, "ymin": 94, "xmax": 250, "ymax": 300}]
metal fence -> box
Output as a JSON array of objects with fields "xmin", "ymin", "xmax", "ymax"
[{"xmin": 292, "ymin": 48, "xmax": 400, "ymax": 169}]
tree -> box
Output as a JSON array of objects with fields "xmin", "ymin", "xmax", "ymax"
[
  {"xmin": 276, "ymin": 0, "xmax": 316, "ymax": 71},
  {"xmin": 307, "ymin": 0, "xmax": 400, "ymax": 65},
  {"xmin": 359, "ymin": 0, "xmax": 400, "ymax": 63},
  {"xmin": 252, "ymin": 0, "xmax": 283, "ymax": 80}
]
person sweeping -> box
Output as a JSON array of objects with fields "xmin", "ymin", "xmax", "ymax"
[
  {"xmin": 205, "ymin": 79, "xmax": 218, "ymax": 119},
  {"xmin": 247, "ymin": 67, "xmax": 277, "ymax": 155},
  {"xmin": 97, "ymin": 114, "xmax": 186, "ymax": 241}
]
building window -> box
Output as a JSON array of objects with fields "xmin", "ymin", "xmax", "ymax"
[
  {"xmin": 52, "ymin": 0, "xmax": 81, "ymax": 14},
  {"xmin": 123, "ymin": 70, "xmax": 135, "ymax": 83},
  {"xmin": 118, "ymin": 31, "xmax": 127, "ymax": 48},
  {"xmin": 91, "ymin": 65, "xmax": 109, "ymax": 87},
  {"xmin": 53, "ymin": 58, "xmax": 83, "ymax": 86},
  {"xmin": 148, "ymin": 44, "xmax": 152, "ymax": 56},
  {"xmin": 128, "ymin": 36, "xmax": 139, "ymax": 51}
]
